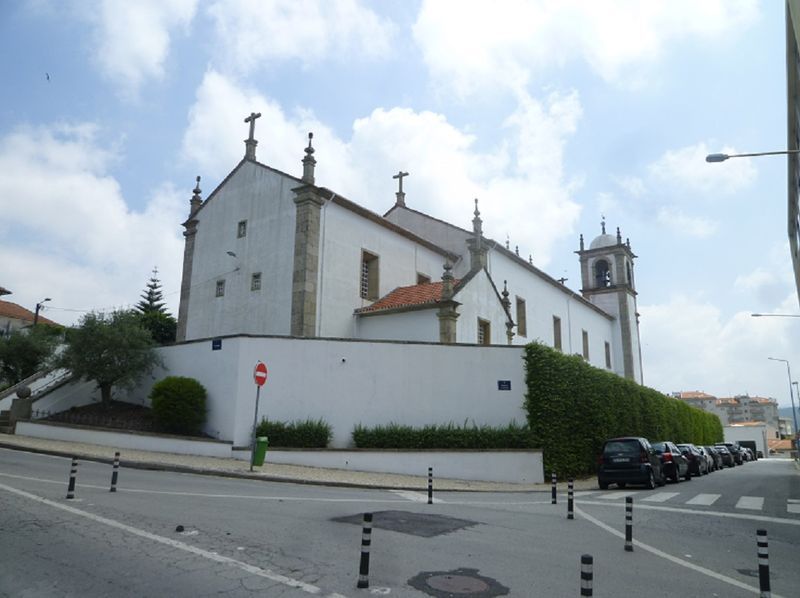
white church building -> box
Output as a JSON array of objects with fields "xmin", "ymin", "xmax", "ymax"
[{"xmin": 176, "ymin": 114, "xmax": 643, "ymax": 383}]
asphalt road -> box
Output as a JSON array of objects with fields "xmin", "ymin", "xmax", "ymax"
[{"xmin": 1, "ymin": 448, "xmax": 798, "ymax": 597}]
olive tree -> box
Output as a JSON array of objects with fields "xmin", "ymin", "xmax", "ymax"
[{"xmin": 57, "ymin": 310, "xmax": 162, "ymax": 404}]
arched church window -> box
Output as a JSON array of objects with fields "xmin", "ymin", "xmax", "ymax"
[{"xmin": 594, "ymin": 259, "xmax": 611, "ymax": 288}]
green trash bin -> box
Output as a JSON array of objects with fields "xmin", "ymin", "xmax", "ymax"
[{"xmin": 252, "ymin": 436, "xmax": 269, "ymax": 467}]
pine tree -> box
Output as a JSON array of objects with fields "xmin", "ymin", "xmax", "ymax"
[{"xmin": 136, "ymin": 267, "xmax": 167, "ymax": 314}]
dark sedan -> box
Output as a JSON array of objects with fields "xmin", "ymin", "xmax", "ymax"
[
  {"xmin": 714, "ymin": 444, "xmax": 735, "ymax": 467},
  {"xmin": 652, "ymin": 441, "xmax": 691, "ymax": 482},
  {"xmin": 677, "ymin": 443, "xmax": 708, "ymax": 476},
  {"xmin": 597, "ymin": 437, "xmax": 666, "ymax": 490}
]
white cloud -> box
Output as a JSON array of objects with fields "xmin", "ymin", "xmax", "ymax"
[
  {"xmin": 207, "ymin": 0, "xmax": 396, "ymax": 74},
  {"xmin": 181, "ymin": 73, "xmax": 583, "ymax": 265},
  {"xmin": 640, "ymin": 295, "xmax": 800, "ymax": 405},
  {"xmin": 413, "ymin": 0, "xmax": 759, "ymax": 95},
  {"xmin": 614, "ymin": 175, "xmax": 646, "ymax": 198},
  {"xmin": 648, "ymin": 142, "xmax": 757, "ymax": 196},
  {"xmin": 0, "ymin": 124, "xmax": 184, "ymax": 325},
  {"xmin": 656, "ymin": 207, "xmax": 718, "ymax": 239},
  {"xmin": 85, "ymin": 0, "xmax": 197, "ymax": 97}
]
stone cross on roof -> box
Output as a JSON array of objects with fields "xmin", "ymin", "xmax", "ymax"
[
  {"xmin": 244, "ymin": 112, "xmax": 262, "ymax": 160},
  {"xmin": 393, "ymin": 170, "xmax": 409, "ymax": 207}
]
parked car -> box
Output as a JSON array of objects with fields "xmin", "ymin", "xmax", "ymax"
[
  {"xmin": 716, "ymin": 442, "xmax": 743, "ymax": 465},
  {"xmin": 597, "ymin": 437, "xmax": 666, "ymax": 490},
  {"xmin": 703, "ymin": 446, "xmax": 723, "ymax": 471},
  {"xmin": 677, "ymin": 443, "xmax": 709, "ymax": 476},
  {"xmin": 651, "ymin": 441, "xmax": 691, "ymax": 482},
  {"xmin": 714, "ymin": 444, "xmax": 734, "ymax": 467}
]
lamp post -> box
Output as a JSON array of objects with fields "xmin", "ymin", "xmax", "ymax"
[
  {"xmin": 794, "ymin": 382, "xmax": 800, "ymax": 437},
  {"xmin": 33, "ymin": 298, "xmax": 51, "ymax": 326},
  {"xmin": 706, "ymin": 149, "xmax": 800, "ymax": 162},
  {"xmin": 767, "ymin": 357, "xmax": 798, "ymax": 443}
]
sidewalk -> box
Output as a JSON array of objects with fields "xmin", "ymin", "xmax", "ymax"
[{"xmin": 0, "ymin": 433, "xmax": 599, "ymax": 492}]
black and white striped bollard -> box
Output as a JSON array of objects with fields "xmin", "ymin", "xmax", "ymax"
[
  {"xmin": 624, "ymin": 496, "xmax": 633, "ymax": 552},
  {"xmin": 356, "ymin": 512, "xmax": 373, "ymax": 589},
  {"xmin": 427, "ymin": 467, "xmax": 433, "ymax": 504},
  {"xmin": 756, "ymin": 529, "xmax": 770, "ymax": 598},
  {"xmin": 567, "ymin": 478, "xmax": 574, "ymax": 520},
  {"xmin": 109, "ymin": 451, "xmax": 120, "ymax": 492},
  {"xmin": 66, "ymin": 457, "xmax": 78, "ymax": 500},
  {"xmin": 551, "ymin": 471, "xmax": 557, "ymax": 504},
  {"xmin": 580, "ymin": 554, "xmax": 593, "ymax": 596}
]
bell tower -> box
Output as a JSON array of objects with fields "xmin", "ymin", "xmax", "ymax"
[{"xmin": 576, "ymin": 219, "xmax": 642, "ymax": 383}]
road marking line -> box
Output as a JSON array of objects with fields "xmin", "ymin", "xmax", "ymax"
[
  {"xmin": 576, "ymin": 499, "xmax": 800, "ymax": 526},
  {"xmin": 685, "ymin": 493, "xmax": 721, "ymax": 506},
  {"xmin": 574, "ymin": 505, "xmax": 785, "ymax": 597},
  {"xmin": 0, "ymin": 482, "xmax": 350, "ymax": 598},
  {"xmin": 642, "ymin": 492, "xmax": 679, "ymax": 503},
  {"xmin": 735, "ymin": 496, "xmax": 764, "ymax": 511},
  {"xmin": 389, "ymin": 490, "xmax": 444, "ymax": 503},
  {"xmin": 596, "ymin": 491, "xmax": 637, "ymax": 500}
]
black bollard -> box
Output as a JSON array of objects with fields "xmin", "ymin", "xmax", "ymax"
[
  {"xmin": 551, "ymin": 471, "xmax": 557, "ymax": 505},
  {"xmin": 356, "ymin": 513, "xmax": 373, "ymax": 589},
  {"xmin": 427, "ymin": 466, "xmax": 433, "ymax": 505},
  {"xmin": 109, "ymin": 451, "xmax": 120, "ymax": 492},
  {"xmin": 580, "ymin": 554, "xmax": 593, "ymax": 597},
  {"xmin": 66, "ymin": 457, "xmax": 78, "ymax": 500},
  {"xmin": 624, "ymin": 496, "xmax": 633, "ymax": 552},
  {"xmin": 567, "ymin": 478, "xmax": 574, "ymax": 520},
  {"xmin": 756, "ymin": 529, "xmax": 770, "ymax": 598}
]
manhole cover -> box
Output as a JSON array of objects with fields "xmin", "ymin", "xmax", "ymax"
[
  {"xmin": 408, "ymin": 568, "xmax": 509, "ymax": 597},
  {"xmin": 333, "ymin": 510, "xmax": 478, "ymax": 538}
]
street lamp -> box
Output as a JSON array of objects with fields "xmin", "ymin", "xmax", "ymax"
[
  {"xmin": 767, "ymin": 357, "xmax": 799, "ymax": 442},
  {"xmin": 706, "ymin": 149, "xmax": 800, "ymax": 162},
  {"xmin": 33, "ymin": 298, "xmax": 51, "ymax": 326}
]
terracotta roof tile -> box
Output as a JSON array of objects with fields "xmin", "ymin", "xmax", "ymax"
[
  {"xmin": 0, "ymin": 300, "xmax": 59, "ymax": 326},
  {"xmin": 356, "ymin": 281, "xmax": 460, "ymax": 314},
  {"xmin": 677, "ymin": 391, "xmax": 716, "ymax": 400}
]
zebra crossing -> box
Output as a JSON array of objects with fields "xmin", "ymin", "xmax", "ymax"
[{"xmin": 588, "ymin": 490, "xmax": 798, "ymax": 514}]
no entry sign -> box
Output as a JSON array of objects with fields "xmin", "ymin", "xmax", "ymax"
[{"xmin": 253, "ymin": 362, "xmax": 268, "ymax": 386}]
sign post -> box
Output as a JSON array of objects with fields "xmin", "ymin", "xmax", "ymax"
[{"xmin": 250, "ymin": 361, "xmax": 268, "ymax": 471}]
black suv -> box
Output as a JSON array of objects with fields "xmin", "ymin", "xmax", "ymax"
[
  {"xmin": 651, "ymin": 441, "xmax": 691, "ymax": 482},
  {"xmin": 598, "ymin": 437, "xmax": 666, "ymax": 490}
]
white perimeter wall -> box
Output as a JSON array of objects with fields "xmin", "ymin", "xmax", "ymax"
[
  {"xmin": 125, "ymin": 335, "xmax": 528, "ymax": 449},
  {"xmin": 724, "ymin": 425, "xmax": 771, "ymax": 458}
]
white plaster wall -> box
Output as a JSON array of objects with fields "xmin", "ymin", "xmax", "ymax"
[
  {"xmin": 127, "ymin": 336, "xmax": 528, "ymax": 448},
  {"xmin": 454, "ymin": 271, "xmax": 511, "ymax": 344},
  {"xmin": 485, "ymin": 250, "xmax": 617, "ymax": 371},
  {"xmin": 724, "ymin": 425, "xmax": 769, "ymax": 458},
  {"xmin": 185, "ymin": 162, "xmax": 299, "ymax": 340},
  {"xmin": 383, "ymin": 205, "xmax": 471, "ymax": 257},
  {"xmin": 317, "ymin": 202, "xmax": 449, "ymax": 338},
  {"xmin": 356, "ymin": 309, "xmax": 439, "ymax": 342}
]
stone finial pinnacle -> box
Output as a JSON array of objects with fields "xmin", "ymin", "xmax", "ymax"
[
  {"xmin": 392, "ymin": 170, "xmax": 409, "ymax": 207},
  {"xmin": 616, "ymin": 226, "xmax": 622, "ymax": 244},
  {"xmin": 441, "ymin": 260, "xmax": 454, "ymax": 301},
  {"xmin": 579, "ymin": 233, "xmax": 585, "ymax": 251},
  {"xmin": 302, "ymin": 132, "xmax": 316, "ymax": 184},
  {"xmin": 505, "ymin": 234, "xmax": 510, "ymax": 250},
  {"xmin": 529, "ymin": 254, "xmax": 533, "ymax": 265},
  {"xmin": 515, "ymin": 245, "xmax": 519, "ymax": 257},
  {"xmin": 472, "ymin": 198, "xmax": 483, "ymax": 238},
  {"xmin": 601, "ymin": 215, "xmax": 606, "ymax": 235},
  {"xmin": 244, "ymin": 112, "xmax": 262, "ymax": 160}
]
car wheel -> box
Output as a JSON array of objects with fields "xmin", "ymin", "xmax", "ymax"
[
  {"xmin": 671, "ymin": 467, "xmax": 680, "ymax": 483},
  {"xmin": 646, "ymin": 471, "xmax": 655, "ymax": 490},
  {"xmin": 658, "ymin": 472, "xmax": 667, "ymax": 487},
  {"xmin": 684, "ymin": 468, "xmax": 692, "ymax": 481},
  {"xmin": 599, "ymin": 481, "xmax": 609, "ymax": 490}
]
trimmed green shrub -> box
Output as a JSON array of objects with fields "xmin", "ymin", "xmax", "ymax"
[
  {"xmin": 149, "ymin": 376, "xmax": 207, "ymax": 436},
  {"xmin": 256, "ymin": 418, "xmax": 332, "ymax": 448},
  {"xmin": 524, "ymin": 342, "xmax": 723, "ymax": 477},
  {"xmin": 352, "ymin": 421, "xmax": 535, "ymax": 449}
]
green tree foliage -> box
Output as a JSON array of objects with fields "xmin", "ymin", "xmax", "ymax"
[
  {"xmin": 149, "ymin": 376, "xmax": 207, "ymax": 435},
  {"xmin": 57, "ymin": 310, "xmax": 162, "ymax": 404},
  {"xmin": 523, "ymin": 342, "xmax": 723, "ymax": 477},
  {"xmin": 351, "ymin": 421, "xmax": 535, "ymax": 449},
  {"xmin": 135, "ymin": 267, "xmax": 167, "ymax": 314},
  {"xmin": 134, "ymin": 267, "xmax": 177, "ymax": 344},
  {"xmin": 0, "ymin": 325, "xmax": 60, "ymax": 386},
  {"xmin": 137, "ymin": 310, "xmax": 177, "ymax": 345}
]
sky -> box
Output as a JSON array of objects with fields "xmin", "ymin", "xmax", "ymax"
[{"xmin": 1, "ymin": 0, "xmax": 798, "ymax": 408}]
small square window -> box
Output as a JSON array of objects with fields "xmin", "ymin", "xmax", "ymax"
[
  {"xmin": 237, "ymin": 220, "xmax": 247, "ymax": 238},
  {"xmin": 216, "ymin": 280, "xmax": 225, "ymax": 297},
  {"xmin": 478, "ymin": 318, "xmax": 491, "ymax": 345},
  {"xmin": 582, "ymin": 330, "xmax": 589, "ymax": 360},
  {"xmin": 360, "ymin": 251, "xmax": 379, "ymax": 300},
  {"xmin": 251, "ymin": 272, "xmax": 261, "ymax": 291},
  {"xmin": 516, "ymin": 297, "xmax": 527, "ymax": 337},
  {"xmin": 553, "ymin": 316, "xmax": 562, "ymax": 351}
]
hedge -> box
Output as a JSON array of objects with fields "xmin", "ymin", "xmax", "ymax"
[
  {"xmin": 255, "ymin": 418, "xmax": 332, "ymax": 448},
  {"xmin": 352, "ymin": 421, "xmax": 535, "ymax": 449},
  {"xmin": 523, "ymin": 342, "xmax": 723, "ymax": 477}
]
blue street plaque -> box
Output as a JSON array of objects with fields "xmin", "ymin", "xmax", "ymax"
[
  {"xmin": 497, "ymin": 380, "xmax": 511, "ymax": 391},
  {"xmin": 212, "ymin": 338, "xmax": 222, "ymax": 351}
]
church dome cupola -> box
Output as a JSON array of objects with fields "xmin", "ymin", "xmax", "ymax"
[{"xmin": 589, "ymin": 218, "xmax": 618, "ymax": 250}]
